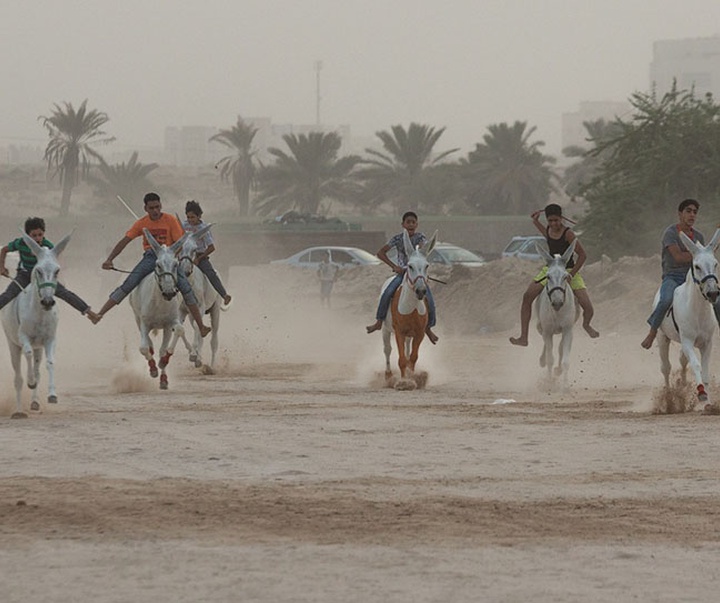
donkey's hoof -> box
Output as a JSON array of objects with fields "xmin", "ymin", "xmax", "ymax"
[
  {"xmin": 30, "ymin": 401, "xmax": 40, "ymax": 411},
  {"xmin": 160, "ymin": 375, "xmax": 168, "ymax": 390},
  {"xmin": 189, "ymin": 353, "xmax": 197, "ymax": 363},
  {"xmin": 149, "ymin": 367, "xmax": 159, "ymax": 378},
  {"xmin": 47, "ymin": 395, "xmax": 58, "ymax": 404},
  {"xmin": 194, "ymin": 359, "xmax": 203, "ymax": 368},
  {"xmin": 11, "ymin": 412, "xmax": 28, "ymax": 419},
  {"xmin": 27, "ymin": 382, "xmax": 37, "ymax": 390},
  {"xmin": 394, "ymin": 378, "xmax": 417, "ymax": 391}
]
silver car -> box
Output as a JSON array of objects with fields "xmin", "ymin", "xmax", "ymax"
[{"xmin": 271, "ymin": 246, "xmax": 381, "ymax": 269}]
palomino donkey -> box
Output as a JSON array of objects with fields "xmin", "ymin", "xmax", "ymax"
[
  {"xmin": 177, "ymin": 223, "xmax": 222, "ymax": 373},
  {"xmin": 656, "ymin": 229, "xmax": 720, "ymax": 407},
  {"xmin": 1, "ymin": 230, "xmax": 71, "ymax": 418},
  {"xmin": 129, "ymin": 228, "xmax": 187, "ymax": 390},
  {"xmin": 535, "ymin": 239, "xmax": 580, "ymax": 387},
  {"xmin": 381, "ymin": 229, "xmax": 437, "ymax": 387}
]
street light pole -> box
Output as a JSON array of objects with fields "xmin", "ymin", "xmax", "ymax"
[{"xmin": 314, "ymin": 60, "xmax": 323, "ymax": 126}]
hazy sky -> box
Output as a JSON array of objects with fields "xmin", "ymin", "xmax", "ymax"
[{"xmin": 2, "ymin": 0, "xmax": 719, "ymax": 157}]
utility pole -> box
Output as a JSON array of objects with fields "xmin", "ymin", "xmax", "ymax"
[{"xmin": 314, "ymin": 60, "xmax": 323, "ymax": 126}]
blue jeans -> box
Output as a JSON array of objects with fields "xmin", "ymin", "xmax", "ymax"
[
  {"xmin": 0, "ymin": 269, "xmax": 90, "ymax": 314},
  {"xmin": 197, "ymin": 257, "xmax": 227, "ymax": 298},
  {"xmin": 110, "ymin": 250, "xmax": 198, "ymax": 306},
  {"xmin": 376, "ymin": 273, "xmax": 436, "ymax": 328},
  {"xmin": 648, "ymin": 272, "xmax": 720, "ymax": 329}
]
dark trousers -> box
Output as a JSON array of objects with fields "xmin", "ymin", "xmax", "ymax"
[{"xmin": 0, "ymin": 269, "xmax": 89, "ymax": 314}]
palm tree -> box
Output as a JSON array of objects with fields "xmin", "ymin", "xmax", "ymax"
[
  {"xmin": 356, "ymin": 123, "xmax": 459, "ymax": 211},
  {"xmin": 254, "ymin": 131, "xmax": 361, "ymax": 216},
  {"xmin": 562, "ymin": 119, "xmax": 622, "ymax": 201},
  {"xmin": 210, "ymin": 117, "xmax": 259, "ymax": 216},
  {"xmin": 463, "ymin": 121, "xmax": 557, "ymax": 214},
  {"xmin": 86, "ymin": 151, "xmax": 159, "ymax": 214},
  {"xmin": 39, "ymin": 99, "xmax": 114, "ymax": 216}
]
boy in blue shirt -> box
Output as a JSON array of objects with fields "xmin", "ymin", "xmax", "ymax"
[{"xmin": 365, "ymin": 211, "xmax": 438, "ymax": 344}]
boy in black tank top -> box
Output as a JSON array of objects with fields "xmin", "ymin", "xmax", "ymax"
[{"xmin": 509, "ymin": 203, "xmax": 599, "ymax": 346}]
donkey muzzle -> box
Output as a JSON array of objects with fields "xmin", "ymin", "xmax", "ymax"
[{"xmin": 41, "ymin": 298, "xmax": 56, "ymax": 309}]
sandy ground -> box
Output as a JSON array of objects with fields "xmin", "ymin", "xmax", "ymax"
[{"xmin": 2, "ymin": 256, "xmax": 720, "ymax": 603}]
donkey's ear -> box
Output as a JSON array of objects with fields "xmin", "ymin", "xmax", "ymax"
[
  {"xmin": 402, "ymin": 229, "xmax": 415, "ymax": 258},
  {"xmin": 143, "ymin": 228, "xmax": 162, "ymax": 255},
  {"xmin": 707, "ymin": 228, "xmax": 720, "ymax": 252},
  {"xmin": 193, "ymin": 223, "xmax": 213, "ymax": 241},
  {"xmin": 535, "ymin": 240, "xmax": 554, "ymax": 263},
  {"xmin": 560, "ymin": 238, "xmax": 577, "ymax": 265},
  {"xmin": 20, "ymin": 228, "xmax": 44, "ymax": 258},
  {"xmin": 170, "ymin": 232, "xmax": 189, "ymax": 255},
  {"xmin": 680, "ymin": 231, "xmax": 700, "ymax": 255},
  {"xmin": 423, "ymin": 230, "xmax": 438, "ymax": 257},
  {"xmin": 52, "ymin": 231, "xmax": 73, "ymax": 258}
]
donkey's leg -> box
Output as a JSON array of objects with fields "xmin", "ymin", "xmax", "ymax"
[
  {"xmin": 9, "ymin": 344, "xmax": 25, "ymax": 417},
  {"xmin": 29, "ymin": 348, "xmax": 42, "ymax": 411},
  {"xmin": 680, "ymin": 337, "xmax": 706, "ymax": 402},
  {"xmin": 158, "ymin": 327, "xmax": 174, "ymax": 390},
  {"xmin": 382, "ymin": 326, "xmax": 393, "ymax": 379},
  {"xmin": 208, "ymin": 306, "xmax": 220, "ymax": 370},
  {"xmin": 658, "ymin": 334, "xmax": 672, "ymax": 388},
  {"xmin": 394, "ymin": 332, "xmax": 408, "ymax": 378},
  {"xmin": 542, "ymin": 335, "xmax": 554, "ymax": 378},
  {"xmin": 139, "ymin": 326, "xmax": 158, "ymax": 378},
  {"xmin": 679, "ymin": 350, "xmax": 688, "ymax": 385},
  {"xmin": 557, "ymin": 328, "xmax": 574, "ymax": 385},
  {"xmin": 45, "ymin": 339, "xmax": 58, "ymax": 404}
]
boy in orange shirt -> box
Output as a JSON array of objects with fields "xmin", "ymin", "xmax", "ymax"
[{"xmin": 96, "ymin": 192, "xmax": 210, "ymax": 336}]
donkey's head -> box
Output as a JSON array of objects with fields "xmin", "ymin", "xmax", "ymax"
[
  {"xmin": 22, "ymin": 230, "xmax": 71, "ymax": 310},
  {"xmin": 402, "ymin": 229, "xmax": 437, "ymax": 300},
  {"xmin": 144, "ymin": 228, "xmax": 187, "ymax": 300},
  {"xmin": 537, "ymin": 239, "xmax": 577, "ymax": 311},
  {"xmin": 178, "ymin": 223, "xmax": 213, "ymax": 277},
  {"xmin": 681, "ymin": 229, "xmax": 720, "ymax": 304}
]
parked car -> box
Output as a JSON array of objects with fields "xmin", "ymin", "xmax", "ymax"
[
  {"xmin": 501, "ymin": 235, "xmax": 545, "ymax": 261},
  {"xmin": 427, "ymin": 243, "xmax": 486, "ymax": 267},
  {"xmin": 271, "ymin": 246, "xmax": 381, "ymax": 269}
]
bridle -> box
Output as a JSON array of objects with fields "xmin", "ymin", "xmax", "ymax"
[{"xmin": 690, "ymin": 262, "xmax": 719, "ymax": 301}]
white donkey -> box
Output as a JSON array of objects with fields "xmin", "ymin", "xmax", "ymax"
[
  {"xmin": 1, "ymin": 230, "xmax": 71, "ymax": 418},
  {"xmin": 129, "ymin": 228, "xmax": 187, "ymax": 390},
  {"xmin": 381, "ymin": 229, "xmax": 437, "ymax": 384},
  {"xmin": 535, "ymin": 240, "xmax": 579, "ymax": 385},
  {"xmin": 657, "ymin": 229, "xmax": 720, "ymax": 406},
  {"xmin": 177, "ymin": 223, "xmax": 221, "ymax": 373}
]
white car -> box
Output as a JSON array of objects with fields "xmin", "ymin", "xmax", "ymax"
[
  {"xmin": 427, "ymin": 243, "xmax": 486, "ymax": 267},
  {"xmin": 501, "ymin": 235, "xmax": 545, "ymax": 261},
  {"xmin": 271, "ymin": 246, "xmax": 381, "ymax": 269}
]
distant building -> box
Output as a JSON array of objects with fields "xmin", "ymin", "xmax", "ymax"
[
  {"xmin": 560, "ymin": 101, "xmax": 631, "ymax": 152},
  {"xmin": 650, "ymin": 36, "xmax": 720, "ymax": 99},
  {"xmin": 163, "ymin": 119, "xmax": 357, "ymax": 167}
]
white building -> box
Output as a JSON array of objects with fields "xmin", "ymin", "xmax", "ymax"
[{"xmin": 650, "ymin": 35, "xmax": 720, "ymax": 98}]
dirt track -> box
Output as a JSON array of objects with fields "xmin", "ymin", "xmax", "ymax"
[{"xmin": 2, "ymin": 262, "xmax": 720, "ymax": 603}]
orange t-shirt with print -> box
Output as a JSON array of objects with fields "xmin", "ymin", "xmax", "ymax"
[{"xmin": 126, "ymin": 213, "xmax": 184, "ymax": 251}]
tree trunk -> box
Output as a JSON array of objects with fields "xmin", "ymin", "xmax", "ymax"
[{"xmin": 59, "ymin": 177, "xmax": 73, "ymax": 216}]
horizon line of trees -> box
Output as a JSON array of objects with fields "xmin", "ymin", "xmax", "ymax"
[{"xmin": 31, "ymin": 81, "xmax": 720, "ymax": 258}]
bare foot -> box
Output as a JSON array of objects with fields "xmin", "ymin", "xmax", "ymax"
[
  {"xmin": 641, "ymin": 331, "xmax": 656, "ymax": 349},
  {"xmin": 366, "ymin": 320, "xmax": 382, "ymax": 334},
  {"xmin": 223, "ymin": 295, "xmax": 232, "ymax": 306},
  {"xmin": 583, "ymin": 324, "xmax": 600, "ymax": 338},
  {"xmin": 86, "ymin": 310, "xmax": 101, "ymax": 325},
  {"xmin": 509, "ymin": 336, "xmax": 528, "ymax": 347},
  {"xmin": 425, "ymin": 328, "xmax": 439, "ymax": 345},
  {"xmin": 199, "ymin": 325, "xmax": 211, "ymax": 338}
]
